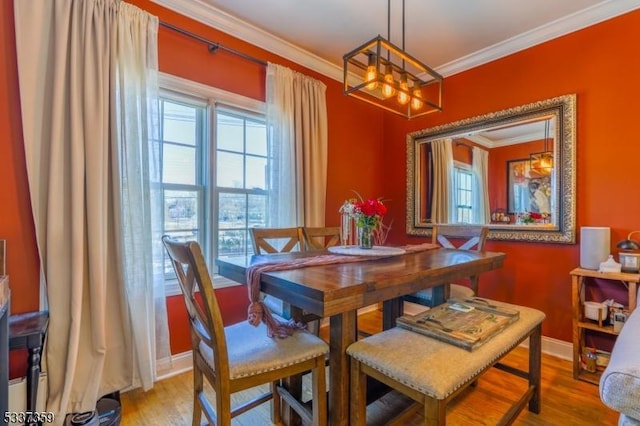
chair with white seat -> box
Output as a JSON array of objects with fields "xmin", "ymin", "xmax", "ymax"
[
  {"xmin": 162, "ymin": 236, "xmax": 328, "ymax": 426},
  {"xmin": 404, "ymin": 225, "xmax": 489, "ymax": 308}
]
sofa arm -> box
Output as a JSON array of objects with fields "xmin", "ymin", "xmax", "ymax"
[{"xmin": 599, "ymin": 308, "xmax": 640, "ymax": 422}]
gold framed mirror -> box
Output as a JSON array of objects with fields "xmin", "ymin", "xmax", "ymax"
[{"xmin": 406, "ymin": 94, "xmax": 576, "ymax": 243}]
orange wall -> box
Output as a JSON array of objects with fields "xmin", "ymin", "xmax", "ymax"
[
  {"xmin": 2, "ymin": 1, "xmax": 640, "ymax": 359},
  {"xmin": 382, "ymin": 9, "xmax": 640, "ymax": 342}
]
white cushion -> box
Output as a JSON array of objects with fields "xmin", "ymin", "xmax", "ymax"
[
  {"xmin": 199, "ymin": 320, "xmax": 328, "ymax": 380},
  {"xmin": 347, "ymin": 300, "xmax": 545, "ymax": 400}
]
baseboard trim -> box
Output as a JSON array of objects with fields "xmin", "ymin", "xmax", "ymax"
[{"xmin": 156, "ymin": 351, "xmax": 194, "ymax": 381}]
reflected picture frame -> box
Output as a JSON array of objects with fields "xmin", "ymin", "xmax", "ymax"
[{"xmin": 506, "ymin": 158, "xmax": 551, "ymax": 214}]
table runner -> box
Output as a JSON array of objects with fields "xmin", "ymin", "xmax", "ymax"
[{"xmin": 246, "ymin": 243, "xmax": 438, "ymax": 338}]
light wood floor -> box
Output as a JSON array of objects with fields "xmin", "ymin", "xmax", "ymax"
[{"xmin": 121, "ymin": 310, "xmax": 619, "ymax": 425}]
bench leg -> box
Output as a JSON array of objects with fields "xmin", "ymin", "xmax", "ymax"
[
  {"xmin": 424, "ymin": 397, "xmax": 446, "ymax": 425},
  {"xmin": 528, "ymin": 323, "xmax": 542, "ymax": 414}
]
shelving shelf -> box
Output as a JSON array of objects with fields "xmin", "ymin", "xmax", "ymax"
[{"xmin": 570, "ymin": 267, "xmax": 639, "ymax": 384}]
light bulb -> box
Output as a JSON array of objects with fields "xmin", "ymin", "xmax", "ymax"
[
  {"xmin": 381, "ymin": 65, "xmax": 395, "ymax": 99},
  {"xmin": 364, "ymin": 54, "xmax": 378, "ymax": 91},
  {"xmin": 410, "ymin": 85, "xmax": 423, "ymax": 110},
  {"xmin": 397, "ymin": 74, "xmax": 410, "ymax": 105}
]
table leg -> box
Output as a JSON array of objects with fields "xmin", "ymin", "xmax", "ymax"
[
  {"xmin": 25, "ymin": 346, "xmax": 42, "ymax": 426},
  {"xmin": 329, "ymin": 310, "xmax": 356, "ymax": 426},
  {"xmin": 382, "ymin": 297, "xmax": 403, "ymax": 330}
]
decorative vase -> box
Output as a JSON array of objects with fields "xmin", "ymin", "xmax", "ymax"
[{"xmin": 358, "ymin": 226, "xmax": 374, "ymax": 249}]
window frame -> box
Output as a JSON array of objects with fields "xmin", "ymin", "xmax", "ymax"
[
  {"xmin": 453, "ymin": 160, "xmax": 474, "ymax": 224},
  {"xmin": 158, "ymin": 73, "xmax": 265, "ymax": 295}
]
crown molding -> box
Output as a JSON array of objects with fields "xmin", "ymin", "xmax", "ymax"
[{"xmin": 153, "ymin": 0, "xmax": 640, "ymax": 81}]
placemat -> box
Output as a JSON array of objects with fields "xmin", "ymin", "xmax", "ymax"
[{"xmin": 396, "ymin": 298, "xmax": 520, "ymax": 351}]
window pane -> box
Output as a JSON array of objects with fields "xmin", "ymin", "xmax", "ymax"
[
  {"xmin": 163, "ymin": 101, "xmax": 196, "ymax": 146},
  {"xmin": 246, "ymin": 119, "xmax": 267, "ymax": 156},
  {"xmin": 164, "ymin": 190, "xmax": 199, "ymax": 231},
  {"xmin": 217, "ymin": 151, "xmax": 244, "ymax": 188},
  {"xmin": 218, "ymin": 229, "xmax": 248, "ymax": 257},
  {"xmin": 217, "ymin": 113, "xmax": 244, "ymax": 152},
  {"xmin": 163, "ymin": 143, "xmax": 196, "ymax": 185},
  {"xmin": 218, "ymin": 193, "xmax": 247, "ymax": 229},
  {"xmin": 246, "ymin": 156, "xmax": 267, "ymax": 190},
  {"xmin": 248, "ymin": 194, "xmax": 267, "ymax": 228}
]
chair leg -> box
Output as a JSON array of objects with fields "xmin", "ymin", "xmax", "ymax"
[
  {"xmin": 424, "ymin": 397, "xmax": 446, "ymax": 425},
  {"xmin": 349, "ymin": 358, "xmax": 366, "ymax": 426},
  {"xmin": 311, "ymin": 357, "xmax": 327, "ymax": 426},
  {"xmin": 271, "ymin": 381, "xmax": 282, "ymax": 425},
  {"xmin": 192, "ymin": 367, "xmax": 203, "ymax": 426}
]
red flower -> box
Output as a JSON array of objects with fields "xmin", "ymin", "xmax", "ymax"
[{"xmin": 529, "ymin": 212, "xmax": 542, "ymax": 219}]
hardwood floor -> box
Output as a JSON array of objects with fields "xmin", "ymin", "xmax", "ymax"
[{"xmin": 121, "ymin": 309, "xmax": 619, "ymax": 425}]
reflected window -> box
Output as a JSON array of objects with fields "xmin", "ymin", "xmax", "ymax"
[{"xmin": 454, "ymin": 164, "xmax": 474, "ymax": 223}]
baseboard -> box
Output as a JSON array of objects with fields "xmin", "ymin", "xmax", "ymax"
[
  {"xmin": 8, "ymin": 373, "xmax": 48, "ymax": 423},
  {"xmin": 156, "ymin": 351, "xmax": 193, "ymax": 381}
]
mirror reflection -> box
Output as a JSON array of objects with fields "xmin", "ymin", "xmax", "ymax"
[{"xmin": 407, "ymin": 94, "xmax": 576, "ymax": 243}]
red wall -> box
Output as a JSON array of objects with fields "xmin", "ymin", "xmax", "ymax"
[
  {"xmin": 2, "ymin": 0, "xmax": 640, "ymax": 361},
  {"xmin": 382, "ymin": 10, "xmax": 640, "ymax": 341}
]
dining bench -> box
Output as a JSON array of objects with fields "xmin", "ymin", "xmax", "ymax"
[{"xmin": 347, "ymin": 300, "xmax": 545, "ymax": 425}]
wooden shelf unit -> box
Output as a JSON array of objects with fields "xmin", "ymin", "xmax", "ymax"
[{"xmin": 570, "ymin": 267, "xmax": 639, "ymax": 384}]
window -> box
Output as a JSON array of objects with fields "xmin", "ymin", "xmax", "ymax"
[
  {"xmin": 215, "ymin": 109, "xmax": 267, "ymax": 258},
  {"xmin": 454, "ymin": 162, "xmax": 474, "ymax": 223},
  {"xmin": 158, "ymin": 74, "xmax": 266, "ymax": 291}
]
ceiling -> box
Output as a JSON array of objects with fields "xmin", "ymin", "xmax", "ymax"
[{"xmin": 154, "ymin": 0, "xmax": 640, "ymax": 81}]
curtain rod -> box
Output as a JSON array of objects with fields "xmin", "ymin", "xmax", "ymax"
[
  {"xmin": 455, "ymin": 140, "xmax": 474, "ymax": 149},
  {"xmin": 159, "ymin": 21, "xmax": 268, "ymax": 67}
]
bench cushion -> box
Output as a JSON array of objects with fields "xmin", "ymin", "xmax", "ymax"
[{"xmin": 347, "ymin": 301, "xmax": 545, "ymax": 400}]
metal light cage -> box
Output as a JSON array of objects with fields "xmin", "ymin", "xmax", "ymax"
[
  {"xmin": 530, "ymin": 118, "xmax": 553, "ymax": 175},
  {"xmin": 343, "ymin": 35, "xmax": 443, "ymax": 119}
]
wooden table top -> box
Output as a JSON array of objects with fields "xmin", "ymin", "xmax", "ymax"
[{"xmin": 217, "ymin": 248, "xmax": 506, "ymax": 317}]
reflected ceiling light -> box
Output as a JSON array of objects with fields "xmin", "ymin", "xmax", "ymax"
[
  {"xmin": 343, "ymin": 0, "xmax": 443, "ymax": 119},
  {"xmin": 530, "ymin": 119, "xmax": 554, "ymax": 175}
]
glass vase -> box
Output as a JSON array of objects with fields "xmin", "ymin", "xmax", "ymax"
[{"xmin": 358, "ymin": 226, "xmax": 374, "ymax": 249}]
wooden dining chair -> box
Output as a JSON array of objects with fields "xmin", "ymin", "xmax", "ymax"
[
  {"xmin": 162, "ymin": 236, "xmax": 328, "ymax": 426},
  {"xmin": 301, "ymin": 226, "xmax": 341, "ymax": 251},
  {"xmin": 250, "ymin": 227, "xmax": 305, "ymax": 254},
  {"xmin": 404, "ymin": 224, "xmax": 489, "ymax": 308}
]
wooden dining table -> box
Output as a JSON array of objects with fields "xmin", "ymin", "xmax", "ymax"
[{"xmin": 216, "ymin": 246, "xmax": 506, "ymax": 425}]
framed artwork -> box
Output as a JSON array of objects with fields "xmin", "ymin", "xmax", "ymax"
[{"xmin": 506, "ymin": 158, "xmax": 551, "ymax": 214}]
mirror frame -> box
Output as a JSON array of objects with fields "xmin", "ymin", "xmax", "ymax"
[{"xmin": 406, "ymin": 94, "xmax": 576, "ymax": 243}]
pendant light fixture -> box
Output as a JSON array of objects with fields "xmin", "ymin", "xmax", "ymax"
[
  {"xmin": 343, "ymin": 0, "xmax": 443, "ymax": 119},
  {"xmin": 530, "ymin": 118, "xmax": 554, "ymax": 175}
]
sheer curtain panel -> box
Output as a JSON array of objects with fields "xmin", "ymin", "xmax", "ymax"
[
  {"xmin": 266, "ymin": 63, "xmax": 328, "ymax": 228},
  {"xmin": 14, "ymin": 0, "xmax": 168, "ymax": 422},
  {"xmin": 472, "ymin": 146, "xmax": 491, "ymax": 224}
]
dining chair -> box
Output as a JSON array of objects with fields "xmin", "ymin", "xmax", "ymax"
[
  {"xmin": 301, "ymin": 226, "xmax": 341, "ymax": 251},
  {"xmin": 162, "ymin": 236, "xmax": 328, "ymax": 426},
  {"xmin": 250, "ymin": 227, "xmax": 305, "ymax": 254},
  {"xmin": 404, "ymin": 225, "xmax": 489, "ymax": 308}
]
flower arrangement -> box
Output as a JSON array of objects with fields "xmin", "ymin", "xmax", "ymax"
[
  {"xmin": 519, "ymin": 211, "xmax": 549, "ymax": 224},
  {"xmin": 340, "ymin": 192, "xmax": 391, "ymax": 248}
]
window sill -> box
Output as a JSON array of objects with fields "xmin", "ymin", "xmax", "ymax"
[{"xmin": 165, "ymin": 275, "xmax": 243, "ymax": 297}]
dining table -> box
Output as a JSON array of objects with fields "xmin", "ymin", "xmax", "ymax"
[{"xmin": 216, "ymin": 245, "xmax": 506, "ymax": 425}]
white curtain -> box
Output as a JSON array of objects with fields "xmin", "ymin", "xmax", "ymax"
[
  {"xmin": 14, "ymin": 0, "xmax": 168, "ymax": 422},
  {"xmin": 472, "ymin": 146, "xmax": 491, "ymax": 224},
  {"xmin": 430, "ymin": 138, "xmax": 455, "ymax": 224},
  {"xmin": 266, "ymin": 63, "xmax": 328, "ymax": 228}
]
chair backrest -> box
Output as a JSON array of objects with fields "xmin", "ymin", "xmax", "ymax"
[
  {"xmin": 161, "ymin": 236, "xmax": 229, "ymax": 373},
  {"xmin": 432, "ymin": 225, "xmax": 488, "ymax": 251},
  {"xmin": 250, "ymin": 227, "xmax": 305, "ymax": 254},
  {"xmin": 302, "ymin": 227, "xmax": 341, "ymax": 251}
]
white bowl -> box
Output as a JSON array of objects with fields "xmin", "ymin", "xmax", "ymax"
[{"xmin": 584, "ymin": 301, "xmax": 607, "ymax": 321}]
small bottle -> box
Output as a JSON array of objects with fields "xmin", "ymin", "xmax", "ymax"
[{"xmin": 585, "ymin": 349, "xmax": 597, "ymax": 373}]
